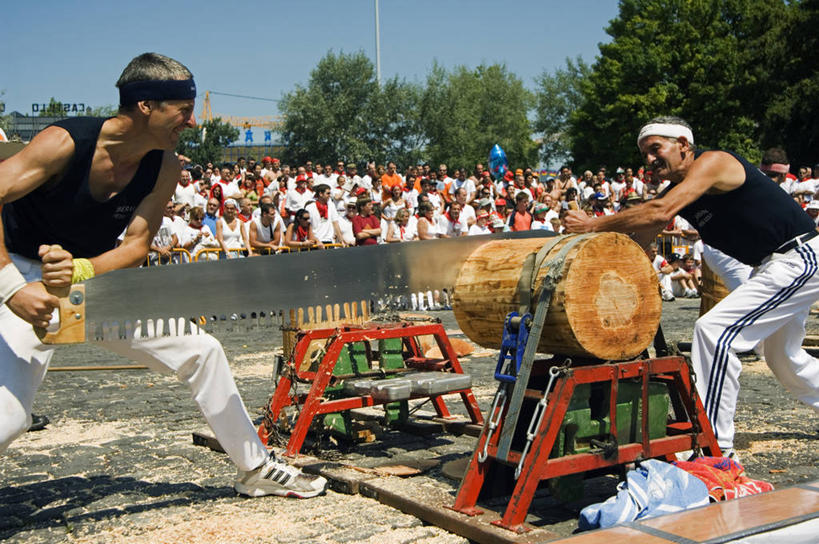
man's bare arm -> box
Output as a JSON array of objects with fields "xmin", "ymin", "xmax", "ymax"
[{"xmin": 565, "ymin": 151, "xmax": 745, "ymax": 235}]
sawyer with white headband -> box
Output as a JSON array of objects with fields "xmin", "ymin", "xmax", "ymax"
[
  {"xmin": 118, "ymin": 78, "xmax": 197, "ymax": 107},
  {"xmin": 637, "ymin": 122, "xmax": 695, "ymax": 147}
]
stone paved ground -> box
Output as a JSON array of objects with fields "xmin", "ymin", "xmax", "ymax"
[{"xmin": 1, "ymin": 299, "xmax": 816, "ymax": 543}]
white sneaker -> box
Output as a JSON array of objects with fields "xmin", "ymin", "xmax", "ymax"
[
  {"xmin": 235, "ymin": 453, "xmax": 327, "ymax": 498},
  {"xmin": 722, "ymin": 448, "xmax": 741, "ymax": 464},
  {"xmin": 662, "ymin": 289, "xmax": 676, "ymax": 301}
]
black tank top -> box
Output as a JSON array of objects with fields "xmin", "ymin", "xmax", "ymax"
[
  {"xmin": 670, "ymin": 150, "xmax": 814, "ymax": 265},
  {"xmin": 2, "ymin": 117, "xmax": 163, "ymax": 259}
]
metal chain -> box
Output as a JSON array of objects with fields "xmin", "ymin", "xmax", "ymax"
[
  {"xmin": 478, "ymin": 385, "xmax": 507, "ymax": 463},
  {"xmin": 514, "ymin": 361, "xmax": 570, "ymax": 479}
]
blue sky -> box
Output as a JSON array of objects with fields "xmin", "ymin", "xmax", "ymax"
[{"xmin": 3, "ymin": 1, "xmax": 619, "ymax": 122}]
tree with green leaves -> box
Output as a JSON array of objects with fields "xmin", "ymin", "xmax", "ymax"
[
  {"xmin": 83, "ymin": 104, "xmax": 118, "ymax": 117},
  {"xmin": 175, "ymin": 118, "xmax": 239, "ymax": 166},
  {"xmin": 279, "ymin": 50, "xmax": 423, "ymax": 168},
  {"xmin": 569, "ymin": 0, "xmax": 783, "ymax": 170},
  {"xmin": 420, "ymin": 63, "xmax": 536, "ymax": 170},
  {"xmin": 750, "ymin": 0, "xmax": 819, "ymax": 169},
  {"xmin": 533, "ymin": 57, "xmax": 590, "ymax": 167}
]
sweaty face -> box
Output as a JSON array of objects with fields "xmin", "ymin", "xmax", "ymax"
[
  {"xmin": 639, "ymin": 135, "xmax": 687, "ymax": 181},
  {"xmin": 153, "ymin": 99, "xmax": 196, "ymax": 149}
]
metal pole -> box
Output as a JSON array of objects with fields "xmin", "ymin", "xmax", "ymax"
[{"xmin": 375, "ymin": 0, "xmax": 381, "ymax": 85}]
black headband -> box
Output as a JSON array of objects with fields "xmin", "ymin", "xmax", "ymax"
[{"xmin": 118, "ymin": 79, "xmax": 196, "ymax": 106}]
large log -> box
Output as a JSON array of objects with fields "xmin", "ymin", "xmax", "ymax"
[
  {"xmin": 699, "ymin": 261, "xmax": 730, "ymax": 316},
  {"xmin": 452, "ymin": 233, "xmax": 661, "ymax": 360}
]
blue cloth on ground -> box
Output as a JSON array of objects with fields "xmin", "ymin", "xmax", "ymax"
[{"xmin": 578, "ymin": 459, "xmax": 710, "ymax": 531}]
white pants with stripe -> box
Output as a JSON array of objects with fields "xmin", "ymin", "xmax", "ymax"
[
  {"xmin": 0, "ymin": 254, "xmax": 269, "ymax": 472},
  {"xmin": 692, "ymin": 239, "xmax": 819, "ymax": 449}
]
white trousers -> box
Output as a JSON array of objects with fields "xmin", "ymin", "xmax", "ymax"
[
  {"xmin": 0, "ymin": 255, "xmax": 268, "ymax": 472},
  {"xmin": 702, "ymin": 244, "xmax": 752, "ymax": 291},
  {"xmin": 692, "ymin": 239, "xmax": 819, "ymax": 449}
]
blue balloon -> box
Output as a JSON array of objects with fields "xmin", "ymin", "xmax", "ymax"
[{"xmin": 488, "ymin": 144, "xmax": 508, "ymax": 180}]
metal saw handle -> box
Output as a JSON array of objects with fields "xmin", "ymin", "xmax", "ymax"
[{"xmin": 35, "ymin": 284, "xmax": 86, "ymax": 344}]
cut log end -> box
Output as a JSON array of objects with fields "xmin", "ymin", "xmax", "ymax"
[{"xmin": 453, "ymin": 233, "xmax": 661, "ymax": 360}]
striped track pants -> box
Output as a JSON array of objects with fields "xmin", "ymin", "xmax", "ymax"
[{"xmin": 691, "ymin": 238, "xmax": 819, "ymax": 449}]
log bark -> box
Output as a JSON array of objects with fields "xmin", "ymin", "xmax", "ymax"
[
  {"xmin": 699, "ymin": 261, "xmax": 730, "ymax": 316},
  {"xmin": 452, "ymin": 233, "xmax": 661, "ymax": 360}
]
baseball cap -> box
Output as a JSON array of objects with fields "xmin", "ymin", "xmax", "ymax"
[
  {"xmin": 476, "ymin": 211, "xmax": 490, "ymax": 220},
  {"xmin": 532, "ymin": 203, "xmax": 549, "ymax": 215},
  {"xmin": 263, "ymin": 156, "xmax": 273, "ymax": 162},
  {"xmin": 515, "ymin": 169, "xmax": 523, "ymax": 175},
  {"xmin": 807, "ymin": 200, "xmax": 819, "ymax": 210},
  {"xmin": 478, "ymin": 197, "xmax": 491, "ymax": 207},
  {"xmin": 594, "ymin": 192, "xmax": 607, "ymax": 200},
  {"xmin": 495, "ymin": 198, "xmax": 507, "ymax": 207},
  {"xmin": 503, "ymin": 171, "xmax": 514, "ymax": 182}
]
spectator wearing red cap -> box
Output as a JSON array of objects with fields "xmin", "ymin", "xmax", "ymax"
[
  {"xmin": 285, "ymin": 175, "xmax": 314, "ymax": 223},
  {"xmin": 468, "ymin": 211, "xmax": 492, "ymax": 235}
]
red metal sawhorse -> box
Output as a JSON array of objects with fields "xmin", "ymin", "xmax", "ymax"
[
  {"xmin": 257, "ymin": 322, "xmax": 484, "ymax": 457},
  {"xmin": 449, "ymin": 355, "xmax": 721, "ymax": 533}
]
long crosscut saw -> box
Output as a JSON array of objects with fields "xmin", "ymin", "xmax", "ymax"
[{"xmin": 38, "ymin": 230, "xmax": 555, "ymax": 344}]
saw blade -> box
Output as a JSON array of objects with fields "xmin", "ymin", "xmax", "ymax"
[{"xmin": 80, "ymin": 229, "xmax": 554, "ymax": 338}]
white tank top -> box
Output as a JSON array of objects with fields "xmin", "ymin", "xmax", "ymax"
[{"xmin": 221, "ymin": 218, "xmax": 244, "ymax": 249}]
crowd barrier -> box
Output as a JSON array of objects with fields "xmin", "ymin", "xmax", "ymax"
[{"xmin": 656, "ymin": 234, "xmax": 694, "ymax": 259}]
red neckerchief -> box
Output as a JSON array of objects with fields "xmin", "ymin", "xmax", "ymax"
[
  {"xmin": 445, "ymin": 212, "xmax": 460, "ymax": 225},
  {"xmin": 295, "ymin": 225, "xmax": 309, "ymax": 241},
  {"xmin": 399, "ymin": 225, "xmax": 406, "ymax": 239},
  {"xmin": 315, "ymin": 200, "xmax": 328, "ymax": 219}
]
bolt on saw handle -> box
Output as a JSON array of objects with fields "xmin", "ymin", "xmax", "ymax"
[{"xmin": 35, "ymin": 284, "xmax": 86, "ymax": 344}]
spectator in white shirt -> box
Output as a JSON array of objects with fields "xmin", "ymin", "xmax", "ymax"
[
  {"xmin": 467, "ymin": 211, "xmax": 493, "ymax": 236},
  {"xmin": 305, "ymin": 184, "xmax": 345, "ymax": 245},
  {"xmin": 285, "ymin": 175, "xmax": 314, "ymax": 222},
  {"xmin": 437, "ymin": 202, "xmax": 468, "ymax": 238}
]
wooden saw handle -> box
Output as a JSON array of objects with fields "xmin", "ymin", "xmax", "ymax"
[{"xmin": 35, "ymin": 284, "xmax": 86, "ymax": 344}]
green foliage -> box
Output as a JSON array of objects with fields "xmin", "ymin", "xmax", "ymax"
[
  {"xmin": 175, "ymin": 118, "xmax": 239, "ymax": 166},
  {"xmin": 568, "ymin": 0, "xmax": 783, "ymax": 170},
  {"xmin": 753, "ymin": 0, "xmax": 819, "ymax": 168},
  {"xmin": 83, "ymin": 104, "xmax": 119, "ymax": 117},
  {"xmin": 533, "ymin": 57, "xmax": 590, "ymax": 167},
  {"xmin": 280, "ymin": 51, "xmax": 536, "ymax": 170},
  {"xmin": 280, "ymin": 50, "xmax": 425, "ymax": 167},
  {"xmin": 37, "ymin": 97, "xmax": 68, "ymax": 117},
  {"xmin": 421, "ymin": 62, "xmax": 536, "ymax": 170}
]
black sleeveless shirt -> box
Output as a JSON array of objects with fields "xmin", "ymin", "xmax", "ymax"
[
  {"xmin": 668, "ymin": 150, "xmax": 814, "ymax": 266},
  {"xmin": 2, "ymin": 117, "xmax": 163, "ymax": 259}
]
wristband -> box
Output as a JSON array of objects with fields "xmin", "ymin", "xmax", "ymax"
[
  {"xmin": 0, "ymin": 262, "xmax": 27, "ymax": 306},
  {"xmin": 71, "ymin": 258, "xmax": 96, "ymax": 284}
]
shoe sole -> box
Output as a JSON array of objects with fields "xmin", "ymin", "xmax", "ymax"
[{"xmin": 234, "ymin": 482, "xmax": 326, "ymax": 499}]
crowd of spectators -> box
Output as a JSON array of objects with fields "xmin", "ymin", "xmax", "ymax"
[{"xmin": 155, "ymin": 152, "xmax": 819, "ymax": 301}]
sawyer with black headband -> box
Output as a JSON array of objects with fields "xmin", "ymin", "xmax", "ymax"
[{"xmin": 118, "ymin": 78, "xmax": 196, "ymax": 107}]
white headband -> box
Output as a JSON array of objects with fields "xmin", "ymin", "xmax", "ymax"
[{"xmin": 637, "ymin": 123, "xmax": 694, "ymax": 147}]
